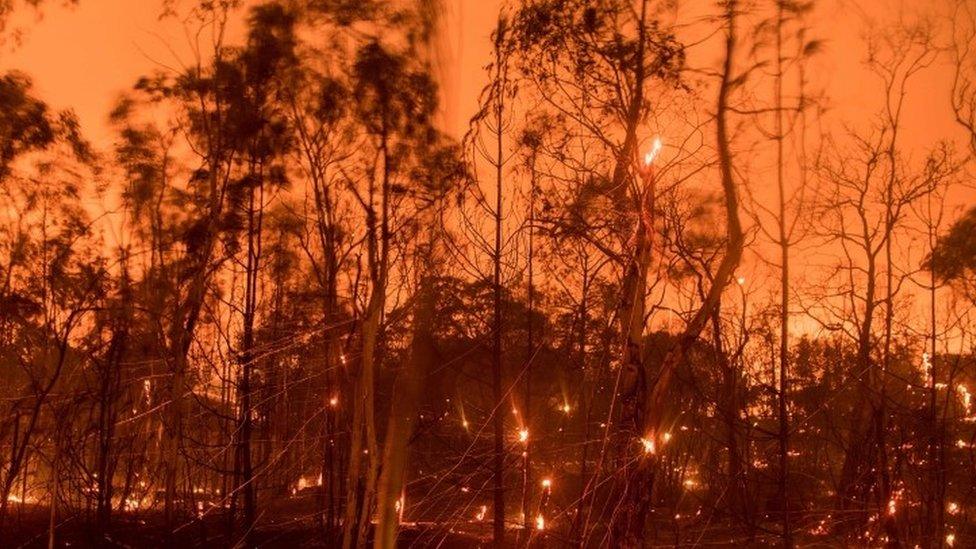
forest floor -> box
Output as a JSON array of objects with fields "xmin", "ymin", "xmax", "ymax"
[
  {"xmin": 3, "ymin": 499, "xmax": 490, "ymax": 548},
  {"xmin": 3, "ymin": 494, "xmax": 829, "ymax": 548}
]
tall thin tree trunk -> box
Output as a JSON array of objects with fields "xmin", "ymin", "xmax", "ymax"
[
  {"xmin": 47, "ymin": 429, "xmax": 59, "ymax": 549},
  {"xmin": 234, "ymin": 170, "xmax": 262, "ymax": 544},
  {"xmin": 374, "ymin": 273, "xmax": 437, "ymax": 548},
  {"xmin": 926, "ymin": 191, "xmax": 945, "ymax": 547},
  {"xmin": 774, "ymin": 3, "xmax": 792, "ymax": 544},
  {"xmin": 839, "ymin": 246, "xmax": 878, "ymax": 516},
  {"xmin": 491, "ymin": 18, "xmax": 507, "ymax": 546},
  {"xmin": 520, "ymin": 138, "xmax": 537, "ymax": 543},
  {"xmin": 343, "ymin": 115, "xmax": 390, "ymax": 549}
]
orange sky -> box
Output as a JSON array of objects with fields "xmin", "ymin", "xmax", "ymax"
[
  {"xmin": 1, "ymin": 0, "xmax": 971, "ymax": 342},
  {"xmin": 0, "ymin": 0, "xmax": 966, "ymax": 152},
  {"xmin": 0, "ymin": 0, "xmax": 499, "ymax": 143}
]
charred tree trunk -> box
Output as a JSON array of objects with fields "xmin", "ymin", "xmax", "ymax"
[
  {"xmin": 838, "ymin": 240, "xmax": 879, "ymax": 521},
  {"xmin": 774, "ymin": 2, "xmax": 792, "ymax": 544},
  {"xmin": 489, "ymin": 17, "xmax": 508, "ymax": 546},
  {"xmin": 95, "ymin": 288, "xmax": 129, "ymax": 539},
  {"xmin": 232, "ymin": 169, "xmax": 263, "ymax": 544}
]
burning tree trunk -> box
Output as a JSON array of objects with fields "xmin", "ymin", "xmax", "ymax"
[{"xmin": 612, "ymin": 2, "xmax": 744, "ymax": 543}]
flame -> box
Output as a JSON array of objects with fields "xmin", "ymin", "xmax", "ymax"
[
  {"xmin": 6, "ymin": 493, "xmax": 35, "ymax": 504},
  {"xmin": 921, "ymin": 352, "xmax": 933, "ymax": 379},
  {"xmin": 541, "ymin": 478, "xmax": 552, "ymax": 489},
  {"xmin": 640, "ymin": 437, "xmax": 656, "ymax": 455},
  {"xmin": 958, "ymin": 384, "xmax": 972, "ymax": 416},
  {"xmin": 644, "ymin": 137, "xmax": 663, "ymax": 166},
  {"xmin": 518, "ymin": 428, "xmax": 529, "ymax": 443},
  {"xmin": 535, "ymin": 514, "xmax": 545, "ymax": 530}
]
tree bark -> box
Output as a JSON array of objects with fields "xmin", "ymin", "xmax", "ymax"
[{"xmin": 373, "ymin": 278, "xmax": 436, "ymax": 548}]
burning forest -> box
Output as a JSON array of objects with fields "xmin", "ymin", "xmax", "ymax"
[{"xmin": 2, "ymin": 0, "xmax": 976, "ymax": 547}]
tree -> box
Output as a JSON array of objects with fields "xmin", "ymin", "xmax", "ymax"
[
  {"xmin": 809, "ymin": 19, "xmax": 939, "ymax": 541},
  {"xmin": 463, "ymin": 14, "xmax": 517, "ymax": 544},
  {"xmin": 0, "ymin": 73, "xmax": 97, "ymax": 533},
  {"xmin": 506, "ymin": 2, "xmax": 684, "ymax": 541},
  {"xmin": 928, "ymin": 206, "xmax": 976, "ymax": 298}
]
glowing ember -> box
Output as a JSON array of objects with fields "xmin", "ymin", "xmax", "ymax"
[
  {"xmin": 541, "ymin": 478, "xmax": 551, "ymax": 489},
  {"xmin": 959, "ymin": 384, "xmax": 973, "ymax": 417},
  {"xmin": 640, "ymin": 437, "xmax": 656, "ymax": 455},
  {"xmin": 535, "ymin": 514, "xmax": 545, "ymax": 531},
  {"xmin": 6, "ymin": 493, "xmax": 35, "ymax": 504},
  {"xmin": 518, "ymin": 428, "xmax": 529, "ymax": 443},
  {"xmin": 921, "ymin": 352, "xmax": 933, "ymax": 379}
]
